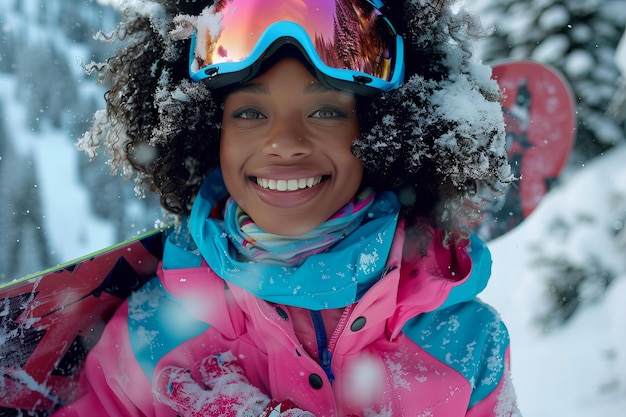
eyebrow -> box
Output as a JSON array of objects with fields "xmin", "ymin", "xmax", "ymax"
[
  {"xmin": 231, "ymin": 81, "xmax": 334, "ymax": 95},
  {"xmin": 304, "ymin": 82, "xmax": 334, "ymax": 94},
  {"xmin": 231, "ymin": 83, "xmax": 269, "ymax": 94}
]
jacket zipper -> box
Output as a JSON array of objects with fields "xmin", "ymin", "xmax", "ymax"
[
  {"xmin": 310, "ymin": 310, "xmax": 335, "ymax": 383},
  {"xmin": 309, "ymin": 304, "xmax": 355, "ymax": 385}
]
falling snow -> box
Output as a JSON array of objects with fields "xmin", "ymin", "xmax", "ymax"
[{"xmin": 1, "ymin": 0, "xmax": 625, "ymax": 416}]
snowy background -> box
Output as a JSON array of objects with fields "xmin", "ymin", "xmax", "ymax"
[{"xmin": 1, "ymin": 0, "xmax": 625, "ymax": 416}]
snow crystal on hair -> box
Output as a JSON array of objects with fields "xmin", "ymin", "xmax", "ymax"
[
  {"xmin": 80, "ymin": 0, "xmax": 512, "ymax": 236},
  {"xmin": 355, "ymin": 0, "xmax": 512, "ymax": 235},
  {"xmin": 79, "ymin": 0, "xmax": 221, "ymax": 214}
]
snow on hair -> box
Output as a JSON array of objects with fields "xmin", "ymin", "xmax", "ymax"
[
  {"xmin": 355, "ymin": 0, "xmax": 512, "ymax": 235},
  {"xmin": 79, "ymin": 0, "xmax": 512, "ymax": 236}
]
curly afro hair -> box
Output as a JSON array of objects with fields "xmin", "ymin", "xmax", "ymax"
[{"xmin": 80, "ymin": 0, "xmax": 512, "ymax": 238}]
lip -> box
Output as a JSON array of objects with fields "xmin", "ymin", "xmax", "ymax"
[{"xmin": 250, "ymin": 176, "xmax": 329, "ymax": 208}]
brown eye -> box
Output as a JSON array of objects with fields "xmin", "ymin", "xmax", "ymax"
[
  {"xmin": 234, "ymin": 108, "xmax": 266, "ymax": 119},
  {"xmin": 310, "ymin": 107, "xmax": 345, "ymax": 119}
]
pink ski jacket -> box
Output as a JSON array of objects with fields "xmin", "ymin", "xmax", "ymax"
[{"xmin": 53, "ymin": 217, "xmax": 518, "ymax": 416}]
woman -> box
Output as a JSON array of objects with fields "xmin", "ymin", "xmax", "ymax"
[{"xmin": 55, "ymin": 0, "xmax": 519, "ymax": 415}]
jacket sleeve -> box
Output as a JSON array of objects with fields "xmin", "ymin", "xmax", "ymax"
[
  {"xmin": 402, "ymin": 298, "xmax": 521, "ymax": 417},
  {"xmin": 51, "ymin": 273, "xmax": 214, "ymax": 416},
  {"xmin": 50, "ymin": 300, "xmax": 155, "ymax": 416},
  {"xmin": 453, "ymin": 300, "xmax": 520, "ymax": 416},
  {"xmin": 466, "ymin": 347, "xmax": 522, "ymax": 417}
]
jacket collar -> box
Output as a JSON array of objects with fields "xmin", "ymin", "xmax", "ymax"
[
  {"xmin": 159, "ymin": 217, "xmax": 492, "ymax": 346},
  {"xmin": 386, "ymin": 225, "xmax": 491, "ymax": 339},
  {"xmin": 313, "ymin": 221, "xmax": 491, "ymax": 342},
  {"xmin": 188, "ymin": 169, "xmax": 401, "ymax": 310},
  {"xmin": 160, "ymin": 167, "xmax": 492, "ymax": 340}
]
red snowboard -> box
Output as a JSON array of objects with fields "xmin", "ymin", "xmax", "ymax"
[
  {"xmin": 0, "ymin": 229, "xmax": 164, "ymax": 414},
  {"xmin": 473, "ymin": 60, "xmax": 576, "ymax": 241}
]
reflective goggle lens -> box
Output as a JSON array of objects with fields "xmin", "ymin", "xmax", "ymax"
[{"xmin": 188, "ymin": 0, "xmax": 403, "ymax": 92}]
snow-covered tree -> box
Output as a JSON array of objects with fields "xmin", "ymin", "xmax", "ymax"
[
  {"xmin": 16, "ymin": 44, "xmax": 79, "ymax": 131},
  {"xmin": 0, "ymin": 21, "xmax": 17, "ymax": 74},
  {"xmin": 0, "ymin": 100, "xmax": 55, "ymax": 281},
  {"xmin": 608, "ymin": 29, "xmax": 626, "ymax": 122},
  {"xmin": 0, "ymin": 0, "xmax": 162, "ymax": 281},
  {"xmin": 477, "ymin": 0, "xmax": 626, "ymax": 165}
]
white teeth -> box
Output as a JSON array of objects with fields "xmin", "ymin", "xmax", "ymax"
[{"xmin": 256, "ymin": 176, "xmax": 322, "ymax": 191}]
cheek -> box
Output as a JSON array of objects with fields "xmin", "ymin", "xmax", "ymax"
[
  {"xmin": 347, "ymin": 157, "xmax": 364, "ymax": 191},
  {"xmin": 218, "ymin": 137, "xmax": 231, "ymax": 180},
  {"xmin": 219, "ymin": 128, "xmax": 248, "ymax": 168},
  {"xmin": 219, "ymin": 134, "xmax": 245, "ymax": 197},
  {"xmin": 335, "ymin": 152, "xmax": 364, "ymax": 204}
]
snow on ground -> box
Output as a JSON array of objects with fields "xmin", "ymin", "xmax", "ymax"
[{"xmin": 482, "ymin": 144, "xmax": 626, "ymax": 416}]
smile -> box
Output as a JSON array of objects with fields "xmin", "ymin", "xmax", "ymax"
[{"xmin": 255, "ymin": 176, "xmax": 323, "ymax": 191}]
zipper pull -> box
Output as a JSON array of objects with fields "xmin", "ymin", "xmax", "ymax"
[{"xmin": 320, "ymin": 348, "xmax": 335, "ymax": 383}]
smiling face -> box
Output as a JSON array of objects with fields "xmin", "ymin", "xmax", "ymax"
[{"xmin": 220, "ymin": 57, "xmax": 364, "ymax": 236}]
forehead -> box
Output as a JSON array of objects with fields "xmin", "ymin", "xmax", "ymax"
[{"xmin": 226, "ymin": 58, "xmax": 338, "ymax": 95}]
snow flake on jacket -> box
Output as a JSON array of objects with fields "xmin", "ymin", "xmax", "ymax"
[
  {"xmin": 54, "ymin": 176, "xmax": 519, "ymax": 416},
  {"xmin": 55, "ymin": 234, "xmax": 519, "ymax": 415}
]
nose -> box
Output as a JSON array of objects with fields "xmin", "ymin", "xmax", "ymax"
[{"xmin": 262, "ymin": 116, "xmax": 313, "ymax": 159}]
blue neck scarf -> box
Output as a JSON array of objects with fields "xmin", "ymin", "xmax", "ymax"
[
  {"xmin": 224, "ymin": 187, "xmax": 376, "ymax": 266},
  {"xmin": 189, "ymin": 169, "xmax": 400, "ymax": 309}
]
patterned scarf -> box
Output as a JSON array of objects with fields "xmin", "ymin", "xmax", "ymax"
[
  {"xmin": 189, "ymin": 169, "xmax": 400, "ymax": 309},
  {"xmin": 225, "ymin": 188, "xmax": 375, "ymax": 266}
]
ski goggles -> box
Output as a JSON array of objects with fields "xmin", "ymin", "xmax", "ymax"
[{"xmin": 187, "ymin": 0, "xmax": 404, "ymax": 96}]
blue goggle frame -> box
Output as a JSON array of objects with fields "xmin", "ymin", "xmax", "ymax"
[{"xmin": 187, "ymin": 4, "xmax": 404, "ymax": 96}]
